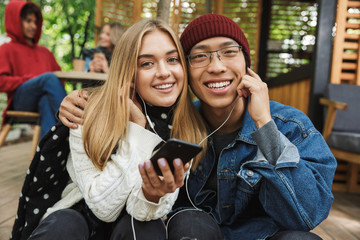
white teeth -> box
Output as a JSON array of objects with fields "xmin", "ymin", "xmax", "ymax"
[
  {"xmin": 154, "ymin": 83, "xmax": 173, "ymax": 89},
  {"xmin": 206, "ymin": 81, "xmax": 230, "ymax": 89}
]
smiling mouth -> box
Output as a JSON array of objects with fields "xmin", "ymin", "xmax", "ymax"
[
  {"xmin": 205, "ymin": 81, "xmax": 231, "ymax": 89},
  {"xmin": 154, "ymin": 83, "xmax": 174, "ymax": 89}
]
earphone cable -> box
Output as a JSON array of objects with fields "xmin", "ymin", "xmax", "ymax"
[
  {"xmin": 138, "ymin": 94, "xmax": 166, "ymax": 143},
  {"xmin": 166, "ymin": 96, "xmax": 241, "ymax": 236},
  {"xmin": 198, "ymin": 96, "xmax": 240, "ymax": 145},
  {"xmin": 137, "ymin": 94, "xmax": 240, "ymax": 239}
]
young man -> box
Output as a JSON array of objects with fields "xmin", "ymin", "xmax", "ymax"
[
  {"xmin": 0, "ymin": 1, "xmax": 67, "ymax": 138},
  {"xmin": 167, "ymin": 14, "xmax": 336, "ymax": 240},
  {"xmin": 57, "ymin": 14, "xmax": 336, "ymax": 240}
]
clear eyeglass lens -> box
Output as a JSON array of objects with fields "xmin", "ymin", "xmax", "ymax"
[{"xmin": 188, "ymin": 46, "xmax": 242, "ymax": 68}]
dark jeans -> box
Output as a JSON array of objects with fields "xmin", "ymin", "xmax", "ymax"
[
  {"xmin": 28, "ymin": 209, "xmax": 166, "ymax": 240},
  {"xmin": 12, "ymin": 72, "xmax": 67, "ymax": 138},
  {"xmin": 167, "ymin": 209, "xmax": 224, "ymax": 240},
  {"xmin": 167, "ymin": 208, "xmax": 322, "ymax": 240}
]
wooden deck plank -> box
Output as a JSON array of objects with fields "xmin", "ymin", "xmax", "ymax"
[
  {"xmin": 0, "ymin": 141, "xmax": 30, "ymax": 240},
  {"xmin": 310, "ymin": 190, "xmax": 360, "ymax": 240},
  {"xmin": 0, "ymin": 141, "xmax": 360, "ymax": 240},
  {"xmin": 0, "ymin": 218, "xmax": 16, "ymax": 240},
  {"xmin": 315, "ymin": 205, "xmax": 359, "ymax": 240}
]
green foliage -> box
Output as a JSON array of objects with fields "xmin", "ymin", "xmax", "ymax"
[
  {"xmin": 1, "ymin": 0, "xmax": 96, "ymax": 71},
  {"xmin": 266, "ymin": 1, "xmax": 318, "ymax": 79},
  {"xmin": 32, "ymin": 0, "xmax": 96, "ymax": 71},
  {"xmin": 1, "ymin": 0, "xmax": 96, "ymax": 78},
  {"xmin": 0, "ymin": 1, "xmax": 9, "ymax": 34}
]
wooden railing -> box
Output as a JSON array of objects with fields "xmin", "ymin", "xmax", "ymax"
[
  {"xmin": 330, "ymin": 0, "xmax": 360, "ymax": 85},
  {"xmin": 267, "ymin": 64, "xmax": 312, "ymax": 114}
]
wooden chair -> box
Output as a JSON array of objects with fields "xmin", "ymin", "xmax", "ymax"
[
  {"xmin": 320, "ymin": 84, "xmax": 360, "ymax": 193},
  {"xmin": 0, "ymin": 110, "xmax": 41, "ymax": 160}
]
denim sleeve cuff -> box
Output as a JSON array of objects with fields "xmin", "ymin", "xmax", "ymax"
[{"xmin": 251, "ymin": 120, "xmax": 281, "ymax": 165}]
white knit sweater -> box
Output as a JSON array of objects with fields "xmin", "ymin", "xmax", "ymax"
[{"xmin": 42, "ymin": 122, "xmax": 179, "ymax": 222}]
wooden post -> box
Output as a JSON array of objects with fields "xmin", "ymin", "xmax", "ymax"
[
  {"xmin": 214, "ymin": 0, "xmax": 224, "ymax": 15},
  {"xmin": 171, "ymin": 0, "xmax": 182, "ymax": 35},
  {"xmin": 253, "ymin": 0, "xmax": 263, "ymax": 73},
  {"xmin": 132, "ymin": 0, "xmax": 142, "ymax": 24},
  {"xmin": 330, "ymin": 0, "xmax": 347, "ymax": 84},
  {"xmin": 94, "ymin": 0, "xmax": 102, "ymax": 45},
  {"xmin": 157, "ymin": 0, "xmax": 171, "ymax": 23},
  {"xmin": 0, "ymin": 124, "xmax": 12, "ymax": 148}
]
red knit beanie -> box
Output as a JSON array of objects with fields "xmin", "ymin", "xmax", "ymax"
[{"xmin": 180, "ymin": 14, "xmax": 251, "ymax": 67}]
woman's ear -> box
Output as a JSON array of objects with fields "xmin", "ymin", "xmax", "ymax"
[{"xmin": 130, "ymin": 79, "xmax": 137, "ymax": 100}]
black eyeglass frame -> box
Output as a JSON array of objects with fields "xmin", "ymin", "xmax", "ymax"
[{"xmin": 187, "ymin": 45, "xmax": 243, "ymax": 68}]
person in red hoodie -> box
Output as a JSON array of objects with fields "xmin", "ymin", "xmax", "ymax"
[{"xmin": 0, "ymin": 1, "xmax": 67, "ymax": 138}]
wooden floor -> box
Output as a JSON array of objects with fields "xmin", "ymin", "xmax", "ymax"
[{"xmin": 0, "ymin": 141, "xmax": 360, "ymax": 240}]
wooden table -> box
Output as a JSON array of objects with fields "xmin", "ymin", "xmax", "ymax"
[{"xmin": 54, "ymin": 71, "xmax": 107, "ymax": 86}]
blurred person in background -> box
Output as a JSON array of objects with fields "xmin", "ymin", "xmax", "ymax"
[
  {"xmin": 0, "ymin": 1, "xmax": 66, "ymax": 138},
  {"xmin": 83, "ymin": 22, "xmax": 125, "ymax": 73}
]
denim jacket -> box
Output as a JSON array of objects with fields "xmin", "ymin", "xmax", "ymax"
[{"xmin": 174, "ymin": 101, "xmax": 337, "ymax": 240}]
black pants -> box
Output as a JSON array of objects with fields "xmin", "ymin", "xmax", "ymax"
[
  {"xmin": 166, "ymin": 209, "xmax": 224, "ymax": 240},
  {"xmin": 167, "ymin": 209, "xmax": 322, "ymax": 240},
  {"xmin": 28, "ymin": 209, "xmax": 166, "ymax": 240}
]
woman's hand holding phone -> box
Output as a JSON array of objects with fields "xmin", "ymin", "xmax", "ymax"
[{"xmin": 138, "ymin": 158, "xmax": 189, "ymax": 203}]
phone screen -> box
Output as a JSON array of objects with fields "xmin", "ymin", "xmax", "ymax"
[{"xmin": 150, "ymin": 138, "xmax": 202, "ymax": 175}]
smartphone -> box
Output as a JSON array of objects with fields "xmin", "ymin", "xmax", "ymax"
[{"xmin": 150, "ymin": 138, "xmax": 203, "ymax": 176}]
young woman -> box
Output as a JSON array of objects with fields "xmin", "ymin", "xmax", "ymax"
[
  {"xmin": 28, "ymin": 19, "xmax": 207, "ymax": 240},
  {"xmin": 83, "ymin": 22, "xmax": 125, "ymax": 73}
]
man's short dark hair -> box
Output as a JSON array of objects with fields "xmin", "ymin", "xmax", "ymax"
[{"xmin": 20, "ymin": 3, "xmax": 41, "ymax": 21}]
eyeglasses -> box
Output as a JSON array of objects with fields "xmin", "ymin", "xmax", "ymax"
[{"xmin": 187, "ymin": 45, "xmax": 243, "ymax": 68}]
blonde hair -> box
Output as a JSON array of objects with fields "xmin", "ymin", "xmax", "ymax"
[
  {"xmin": 109, "ymin": 22, "xmax": 125, "ymax": 47},
  {"xmin": 83, "ymin": 19, "xmax": 208, "ymax": 170},
  {"xmin": 100, "ymin": 22, "xmax": 125, "ymax": 52}
]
